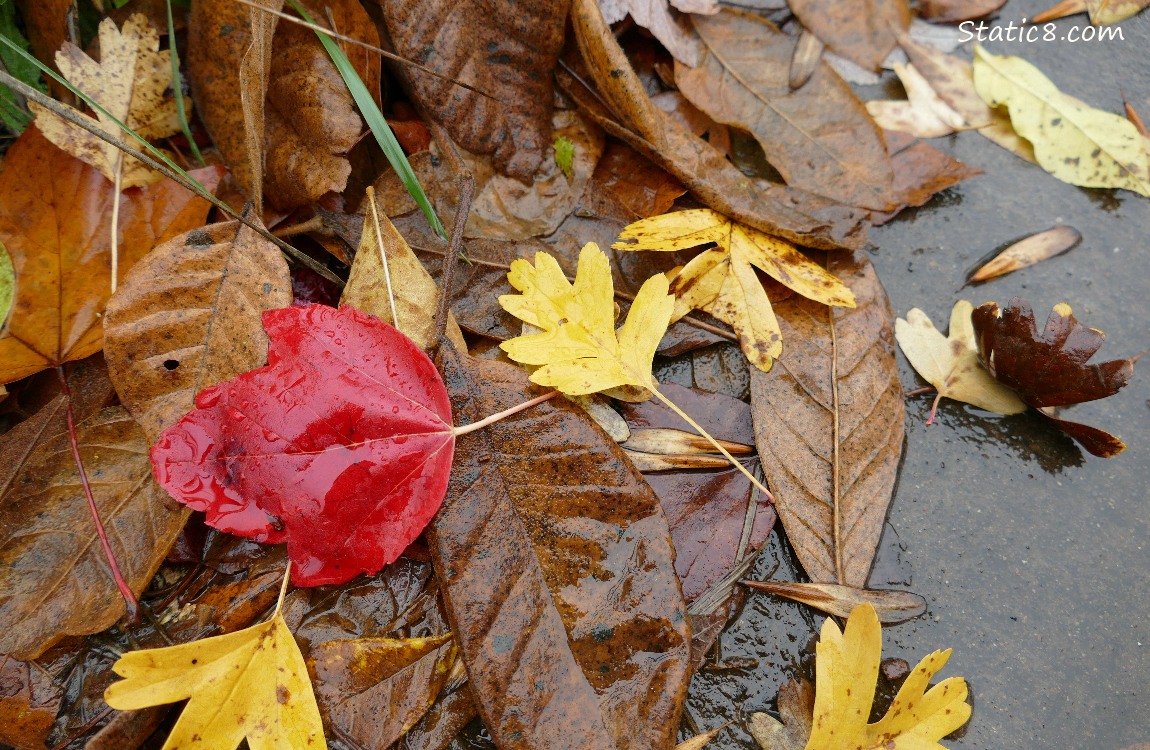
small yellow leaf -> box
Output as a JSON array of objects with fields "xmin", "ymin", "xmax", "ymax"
[
  {"xmin": 895, "ymin": 301, "xmax": 1027, "ymax": 422},
  {"xmin": 29, "ymin": 14, "xmax": 184, "ymax": 188},
  {"xmin": 104, "ymin": 604, "xmax": 326, "ymax": 750},
  {"xmin": 805, "ymin": 604, "xmax": 971, "ymax": 750},
  {"xmin": 614, "ymin": 208, "xmax": 855, "ymax": 372},
  {"xmin": 973, "ymin": 46, "xmax": 1150, "ymax": 197},
  {"xmin": 499, "ymin": 243, "xmax": 673, "ymax": 397}
]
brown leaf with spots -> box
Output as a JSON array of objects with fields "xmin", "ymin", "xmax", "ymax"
[
  {"xmin": 431, "ymin": 346, "xmax": 690, "ymax": 750},
  {"xmin": 103, "ymin": 216, "xmax": 292, "ymax": 444},
  {"xmin": 0, "ymin": 128, "xmax": 223, "ymax": 385},
  {"xmin": 971, "ymin": 298, "xmax": 1135, "ymax": 457},
  {"xmin": 788, "ymin": 0, "xmax": 911, "ymax": 72},
  {"xmin": 0, "ymin": 406, "xmax": 189, "ymax": 660},
  {"xmin": 749, "ymin": 253, "xmax": 905, "ymax": 589},
  {"xmin": 377, "ymin": 0, "xmax": 570, "ymax": 181},
  {"xmin": 675, "ymin": 10, "xmax": 898, "ymax": 212}
]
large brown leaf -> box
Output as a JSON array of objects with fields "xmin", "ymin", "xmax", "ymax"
[
  {"xmin": 0, "ymin": 128, "xmax": 222, "ymax": 384},
  {"xmin": 749, "ymin": 253, "xmax": 904, "ymax": 588},
  {"xmin": 103, "ymin": 217, "xmax": 292, "ymax": 444},
  {"xmin": 0, "ymin": 406, "xmax": 189, "ymax": 659},
  {"xmin": 788, "ymin": 0, "xmax": 911, "ymax": 72},
  {"xmin": 568, "ymin": 0, "xmax": 867, "ymax": 251},
  {"xmin": 14, "ymin": 0, "xmax": 72, "ymax": 99},
  {"xmin": 377, "ymin": 0, "xmax": 570, "ymax": 181},
  {"xmin": 676, "ymin": 11, "xmax": 898, "ymax": 212},
  {"xmin": 431, "ymin": 347, "xmax": 690, "ymax": 750}
]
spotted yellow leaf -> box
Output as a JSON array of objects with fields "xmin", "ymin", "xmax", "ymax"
[
  {"xmin": 104, "ymin": 571, "xmax": 325, "ymax": 750},
  {"xmin": 973, "ymin": 46, "xmax": 1150, "ymax": 197},
  {"xmin": 805, "ymin": 604, "xmax": 971, "ymax": 750},
  {"xmin": 613, "ymin": 208, "xmax": 855, "ymax": 372}
]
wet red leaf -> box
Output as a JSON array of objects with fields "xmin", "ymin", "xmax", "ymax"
[
  {"xmin": 971, "ymin": 298, "xmax": 1135, "ymax": 457},
  {"xmin": 150, "ymin": 304, "xmax": 455, "ymax": 586}
]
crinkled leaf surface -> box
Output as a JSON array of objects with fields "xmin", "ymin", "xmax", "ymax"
[
  {"xmin": 499, "ymin": 243, "xmax": 674, "ymax": 396},
  {"xmin": 895, "ymin": 300, "xmax": 1026, "ymax": 420},
  {"xmin": 804, "ymin": 604, "xmax": 971, "ymax": 750},
  {"xmin": 151, "ymin": 305, "xmax": 455, "ymax": 586},
  {"xmin": 104, "ymin": 607, "xmax": 326, "ymax": 750},
  {"xmin": 614, "ymin": 208, "xmax": 855, "ymax": 371},
  {"xmin": 971, "ymin": 298, "xmax": 1134, "ymax": 456}
]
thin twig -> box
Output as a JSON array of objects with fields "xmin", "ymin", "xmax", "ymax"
[
  {"xmin": 0, "ymin": 68, "xmax": 344, "ymax": 287},
  {"xmin": 434, "ymin": 173, "xmax": 475, "ymax": 347}
]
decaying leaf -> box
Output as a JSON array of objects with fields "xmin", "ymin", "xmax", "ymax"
[
  {"xmin": 0, "ymin": 242, "xmax": 12, "ymax": 326},
  {"xmin": 750, "ymin": 253, "xmax": 904, "ymax": 590},
  {"xmin": 599, "ymin": 0, "xmax": 704, "ymax": 65},
  {"xmin": 973, "ymin": 46, "xmax": 1150, "ymax": 196},
  {"xmin": 614, "ymin": 208, "xmax": 856, "ymax": 371},
  {"xmin": 29, "ymin": 14, "xmax": 183, "ymax": 188},
  {"xmin": 377, "ymin": 0, "xmax": 569, "ymax": 180},
  {"xmin": 788, "ymin": 0, "xmax": 911, "ymax": 72},
  {"xmin": 1032, "ymin": 0, "xmax": 1150, "ymax": 25},
  {"xmin": 151, "ymin": 305, "xmax": 455, "ymax": 586},
  {"xmin": 966, "ymin": 226, "xmax": 1083, "ymax": 285},
  {"xmin": 971, "ymin": 298, "xmax": 1135, "ymax": 457},
  {"xmin": 103, "ymin": 217, "xmax": 292, "ymax": 444},
  {"xmin": 0, "ymin": 405, "xmax": 189, "ymax": 659},
  {"xmin": 874, "ymin": 131, "xmax": 982, "ymax": 225},
  {"xmin": 0, "ymin": 127, "xmax": 221, "ymax": 385},
  {"xmin": 919, "ymin": 0, "xmax": 1007, "ymax": 22},
  {"xmin": 742, "ymin": 580, "xmax": 926, "ymax": 624},
  {"xmin": 105, "ymin": 574, "xmax": 326, "ymax": 750},
  {"xmin": 896, "ymin": 301, "xmax": 1027, "ymax": 423},
  {"xmin": 676, "ymin": 10, "xmax": 898, "ymax": 212},
  {"xmin": 431, "ymin": 346, "xmax": 690, "ymax": 750},
  {"xmin": 749, "ymin": 680, "xmax": 814, "ymax": 750},
  {"xmin": 804, "ymin": 604, "xmax": 971, "ymax": 749},
  {"xmin": 867, "ymin": 62, "xmax": 970, "ymax": 138},
  {"xmin": 499, "ymin": 243, "xmax": 674, "ymax": 397}
]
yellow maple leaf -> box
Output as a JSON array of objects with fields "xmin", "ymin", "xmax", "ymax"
[
  {"xmin": 805, "ymin": 604, "xmax": 970, "ymax": 750},
  {"xmin": 29, "ymin": 14, "xmax": 184, "ymax": 189},
  {"xmin": 104, "ymin": 569, "xmax": 326, "ymax": 750},
  {"xmin": 612, "ymin": 208, "xmax": 855, "ymax": 372},
  {"xmin": 895, "ymin": 301, "xmax": 1026, "ymax": 424}
]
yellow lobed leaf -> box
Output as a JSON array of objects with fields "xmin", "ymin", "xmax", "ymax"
[
  {"xmin": 895, "ymin": 301, "xmax": 1027, "ymax": 418},
  {"xmin": 104, "ymin": 608, "xmax": 326, "ymax": 750},
  {"xmin": 29, "ymin": 14, "xmax": 183, "ymax": 188},
  {"xmin": 804, "ymin": 604, "xmax": 971, "ymax": 750},
  {"xmin": 973, "ymin": 46, "xmax": 1150, "ymax": 197},
  {"xmin": 705, "ymin": 251, "xmax": 783, "ymax": 370},
  {"xmin": 499, "ymin": 243, "xmax": 673, "ymax": 396}
]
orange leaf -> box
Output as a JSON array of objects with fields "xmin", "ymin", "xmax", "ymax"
[{"xmin": 0, "ymin": 127, "xmax": 223, "ymax": 384}]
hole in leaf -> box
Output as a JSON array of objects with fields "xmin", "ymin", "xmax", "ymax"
[{"xmin": 163, "ymin": 360, "xmax": 180, "ymax": 371}]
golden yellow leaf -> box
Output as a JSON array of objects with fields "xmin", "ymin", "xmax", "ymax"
[
  {"xmin": 895, "ymin": 301, "xmax": 1027, "ymax": 423},
  {"xmin": 805, "ymin": 604, "xmax": 970, "ymax": 750},
  {"xmin": 973, "ymin": 46, "xmax": 1150, "ymax": 197},
  {"xmin": 613, "ymin": 208, "xmax": 855, "ymax": 371},
  {"xmin": 104, "ymin": 571, "xmax": 326, "ymax": 750},
  {"xmin": 29, "ymin": 14, "xmax": 184, "ymax": 188},
  {"xmin": 499, "ymin": 243, "xmax": 673, "ymax": 397}
]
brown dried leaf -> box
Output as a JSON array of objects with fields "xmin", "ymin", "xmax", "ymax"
[
  {"xmin": 103, "ymin": 217, "xmax": 292, "ymax": 444},
  {"xmin": 599, "ymin": 0, "xmax": 704, "ymax": 65},
  {"xmin": 0, "ymin": 128, "xmax": 223, "ymax": 385},
  {"xmin": 398, "ymin": 683, "xmax": 479, "ymax": 750},
  {"xmin": 919, "ymin": 0, "xmax": 1007, "ymax": 23},
  {"xmin": 0, "ymin": 649, "xmax": 60, "ymax": 749},
  {"xmin": 676, "ymin": 10, "xmax": 898, "ymax": 212},
  {"xmin": 15, "ymin": 0, "xmax": 73, "ymax": 99},
  {"xmin": 967, "ymin": 225, "xmax": 1082, "ymax": 284},
  {"xmin": 741, "ymin": 581, "xmax": 925, "ymax": 624},
  {"xmin": 377, "ymin": 0, "xmax": 569, "ymax": 181},
  {"xmin": 568, "ymin": 0, "xmax": 868, "ymax": 251},
  {"xmin": 0, "ymin": 407, "xmax": 189, "ymax": 660},
  {"xmin": 870, "ymin": 130, "xmax": 982, "ymax": 225},
  {"xmin": 431, "ymin": 347, "xmax": 691, "ymax": 750},
  {"xmin": 749, "ymin": 253, "xmax": 904, "ymax": 588},
  {"xmin": 748, "ymin": 680, "xmax": 814, "ymax": 750},
  {"xmin": 789, "ymin": 0, "xmax": 911, "ymax": 72}
]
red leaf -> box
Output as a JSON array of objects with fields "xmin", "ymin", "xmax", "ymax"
[{"xmin": 150, "ymin": 305, "xmax": 455, "ymax": 586}]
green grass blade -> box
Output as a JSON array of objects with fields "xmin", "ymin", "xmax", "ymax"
[
  {"xmin": 165, "ymin": 0, "xmax": 204, "ymax": 165},
  {"xmin": 285, "ymin": 0, "xmax": 446, "ymax": 239},
  {"xmin": 0, "ymin": 33, "xmax": 207, "ymax": 196}
]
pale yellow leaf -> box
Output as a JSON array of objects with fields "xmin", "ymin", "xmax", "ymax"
[
  {"xmin": 867, "ymin": 63, "xmax": 970, "ymax": 138},
  {"xmin": 104, "ymin": 609, "xmax": 326, "ymax": 750},
  {"xmin": 804, "ymin": 604, "xmax": 970, "ymax": 750},
  {"xmin": 29, "ymin": 14, "xmax": 184, "ymax": 188},
  {"xmin": 499, "ymin": 243, "xmax": 673, "ymax": 396},
  {"xmin": 973, "ymin": 46, "xmax": 1150, "ymax": 196},
  {"xmin": 895, "ymin": 301, "xmax": 1027, "ymax": 420}
]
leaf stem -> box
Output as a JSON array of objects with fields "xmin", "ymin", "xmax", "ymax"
[
  {"xmin": 273, "ymin": 561, "xmax": 292, "ymax": 617},
  {"xmin": 366, "ymin": 186, "xmax": 400, "ymax": 331},
  {"xmin": 926, "ymin": 392, "xmax": 943, "ymax": 426},
  {"xmin": 56, "ymin": 367, "xmax": 139, "ymax": 623},
  {"xmin": 649, "ymin": 388, "xmax": 774, "ymax": 503},
  {"xmin": 110, "ymin": 157, "xmax": 122, "ymax": 293},
  {"xmin": 452, "ymin": 391, "xmax": 559, "ymax": 436}
]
